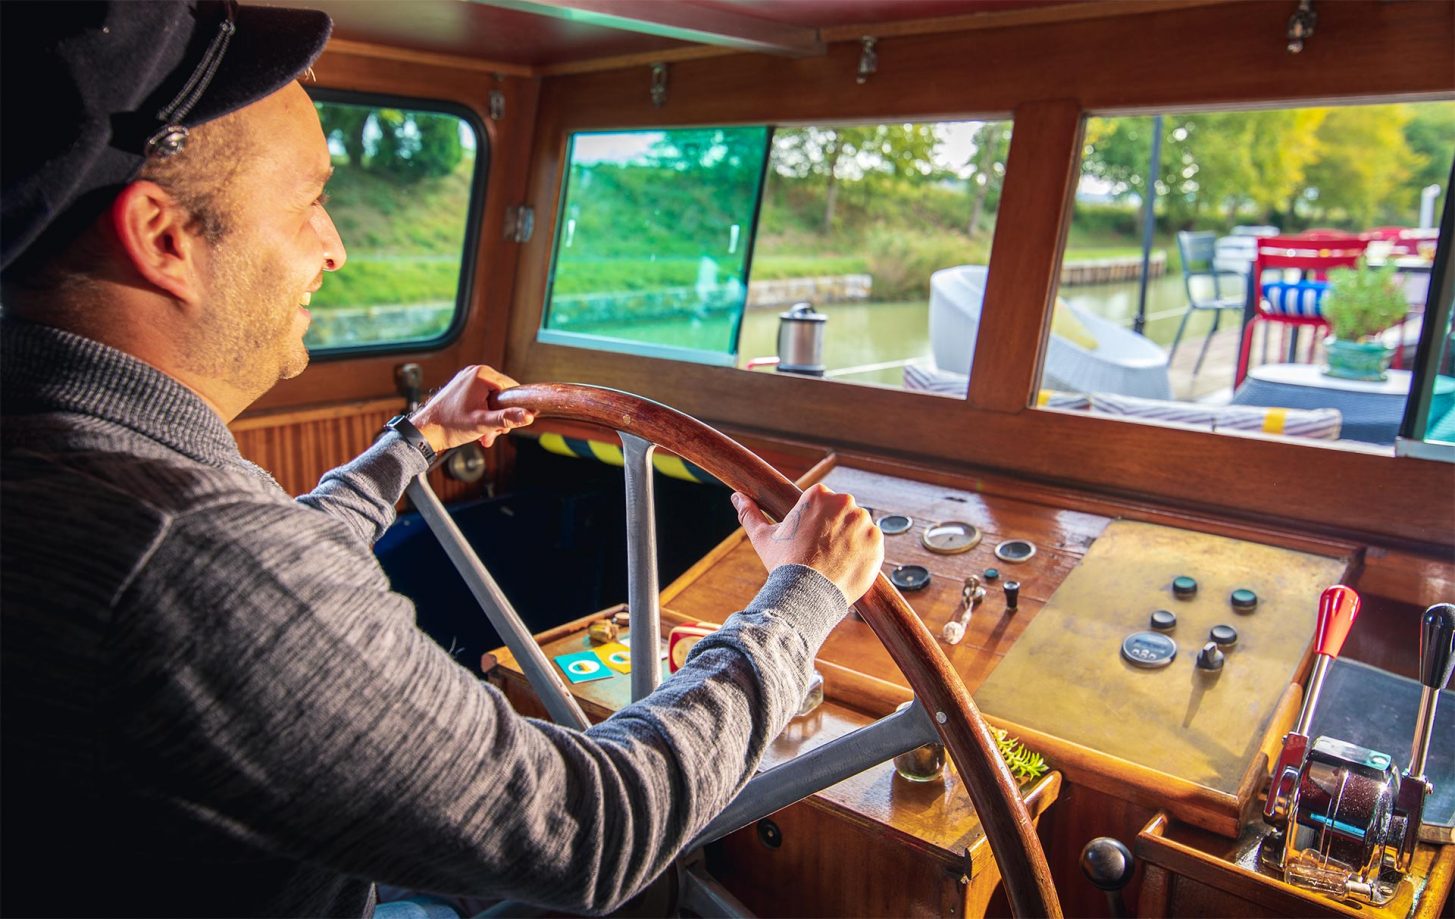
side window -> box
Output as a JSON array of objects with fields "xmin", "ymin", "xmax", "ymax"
[
  {"xmin": 1039, "ymin": 101, "xmax": 1453, "ymax": 450},
  {"xmin": 539, "ymin": 127, "xmax": 772, "ymax": 363},
  {"xmin": 305, "ymin": 91, "xmax": 486, "ymax": 354}
]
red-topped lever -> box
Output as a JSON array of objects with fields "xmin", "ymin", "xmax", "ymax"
[
  {"xmin": 1266, "ymin": 585, "xmax": 1361, "ymax": 825},
  {"xmin": 1295, "ymin": 585, "xmax": 1361, "ymax": 736},
  {"xmin": 1313, "ymin": 584, "xmax": 1361, "ymax": 657}
]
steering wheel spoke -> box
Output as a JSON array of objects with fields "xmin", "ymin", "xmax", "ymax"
[
  {"xmin": 620, "ymin": 431, "xmax": 662, "ymax": 701},
  {"xmin": 690, "ymin": 697, "xmax": 941, "ymax": 849},
  {"xmin": 414, "ymin": 383, "xmax": 1061, "ymax": 917}
]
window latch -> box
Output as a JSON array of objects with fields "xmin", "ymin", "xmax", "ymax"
[{"xmin": 504, "ymin": 205, "xmax": 534, "ymax": 243}]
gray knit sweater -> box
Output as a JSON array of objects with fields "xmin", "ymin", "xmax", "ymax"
[{"xmin": 0, "ymin": 318, "xmax": 846, "ymax": 918}]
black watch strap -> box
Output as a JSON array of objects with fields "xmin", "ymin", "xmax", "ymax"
[{"xmin": 384, "ymin": 414, "xmax": 437, "ymax": 464}]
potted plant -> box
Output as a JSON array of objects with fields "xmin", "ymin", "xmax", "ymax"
[{"xmin": 1321, "ymin": 259, "xmax": 1408, "ymax": 381}]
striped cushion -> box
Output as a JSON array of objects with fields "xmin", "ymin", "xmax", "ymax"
[
  {"xmin": 1261, "ymin": 280, "xmax": 1329, "ymax": 318},
  {"xmin": 903, "ymin": 363, "xmax": 1091, "ymax": 410},
  {"xmin": 1090, "ymin": 393, "xmax": 1342, "ymax": 440}
]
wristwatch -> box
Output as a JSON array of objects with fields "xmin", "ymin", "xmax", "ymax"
[{"xmin": 384, "ymin": 413, "xmax": 437, "ymax": 464}]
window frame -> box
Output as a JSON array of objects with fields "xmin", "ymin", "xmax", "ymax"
[{"xmin": 303, "ymin": 86, "xmax": 489, "ymax": 360}]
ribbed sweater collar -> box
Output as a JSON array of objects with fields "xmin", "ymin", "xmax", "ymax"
[{"xmin": 1, "ymin": 317, "xmax": 244, "ymax": 470}]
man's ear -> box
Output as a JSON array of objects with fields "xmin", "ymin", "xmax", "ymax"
[{"xmin": 109, "ymin": 180, "xmax": 205, "ymax": 305}]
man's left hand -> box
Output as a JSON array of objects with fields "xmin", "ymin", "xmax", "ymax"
[{"xmin": 410, "ymin": 365, "xmax": 536, "ymax": 453}]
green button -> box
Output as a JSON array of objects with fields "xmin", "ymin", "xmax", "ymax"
[
  {"xmin": 1172, "ymin": 576, "xmax": 1198, "ymax": 599},
  {"xmin": 1230, "ymin": 588, "xmax": 1259, "ymax": 612}
]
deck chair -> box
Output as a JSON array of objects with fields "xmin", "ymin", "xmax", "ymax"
[
  {"xmin": 1234, "ymin": 234, "xmax": 1368, "ymax": 388},
  {"xmin": 1171, "ymin": 231, "xmax": 1246, "ymax": 381}
]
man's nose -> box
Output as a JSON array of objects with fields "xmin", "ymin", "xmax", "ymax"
[{"xmin": 315, "ymin": 207, "xmax": 348, "ymax": 271}]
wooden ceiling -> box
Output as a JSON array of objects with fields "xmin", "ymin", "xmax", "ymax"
[{"xmin": 287, "ymin": 0, "xmax": 1078, "ymax": 71}]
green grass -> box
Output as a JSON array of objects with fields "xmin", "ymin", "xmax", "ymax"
[
  {"xmin": 312, "ymin": 258, "xmax": 461, "ymax": 310},
  {"xmin": 750, "ymin": 254, "xmax": 870, "ymax": 279},
  {"xmin": 325, "ymin": 156, "xmax": 474, "ymax": 256}
]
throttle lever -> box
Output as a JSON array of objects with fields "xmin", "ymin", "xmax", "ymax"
[
  {"xmin": 1387, "ymin": 603, "xmax": 1455, "ymax": 872},
  {"xmin": 1408, "ymin": 603, "xmax": 1455, "ymax": 780},
  {"xmin": 1266, "ymin": 585, "xmax": 1361, "ymax": 826}
]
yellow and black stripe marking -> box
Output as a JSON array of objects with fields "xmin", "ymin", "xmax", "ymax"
[{"xmin": 536, "ymin": 433, "xmax": 720, "ymax": 485}]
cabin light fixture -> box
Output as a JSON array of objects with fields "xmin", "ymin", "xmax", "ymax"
[
  {"xmin": 1286, "ymin": 0, "xmax": 1316, "ymax": 53},
  {"xmin": 649, "ymin": 62, "xmax": 668, "ymax": 107},
  {"xmin": 856, "ymin": 36, "xmax": 877, "ymax": 84}
]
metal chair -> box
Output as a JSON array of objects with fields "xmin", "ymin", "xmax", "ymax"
[
  {"xmin": 1234, "ymin": 234, "xmax": 1368, "ymax": 388},
  {"xmin": 1171, "ymin": 231, "xmax": 1246, "ymax": 379}
]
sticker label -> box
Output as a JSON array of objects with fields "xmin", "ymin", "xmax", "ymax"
[
  {"xmin": 593, "ymin": 642, "xmax": 632, "ymax": 674},
  {"xmin": 554, "ymin": 650, "xmax": 613, "ymax": 684}
]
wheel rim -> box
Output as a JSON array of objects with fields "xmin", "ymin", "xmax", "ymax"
[{"xmin": 495, "ymin": 382, "xmax": 1061, "ymax": 917}]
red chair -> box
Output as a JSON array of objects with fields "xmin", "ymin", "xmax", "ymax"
[{"xmin": 1234, "ymin": 235, "xmax": 1368, "ymax": 388}]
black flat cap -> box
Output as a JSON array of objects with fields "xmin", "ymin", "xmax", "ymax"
[{"xmin": 1, "ymin": 1, "xmax": 332, "ymax": 273}]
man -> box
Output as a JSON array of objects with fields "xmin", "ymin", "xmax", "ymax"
[{"xmin": 0, "ymin": 2, "xmax": 883, "ymax": 916}]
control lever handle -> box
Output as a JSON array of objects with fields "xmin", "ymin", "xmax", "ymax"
[
  {"xmin": 1080, "ymin": 837, "xmax": 1134, "ymax": 919},
  {"xmin": 1417, "ymin": 603, "xmax": 1455, "ymax": 691},
  {"xmin": 1408, "ymin": 603, "xmax": 1455, "ymax": 781},
  {"xmin": 1314, "ymin": 584, "xmax": 1361, "ymax": 659},
  {"xmin": 1269, "ymin": 585, "xmax": 1362, "ymax": 825}
]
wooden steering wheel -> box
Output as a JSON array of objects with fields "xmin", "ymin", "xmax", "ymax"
[{"xmin": 457, "ymin": 383, "xmax": 1061, "ymax": 917}]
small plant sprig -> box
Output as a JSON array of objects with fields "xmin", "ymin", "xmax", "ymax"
[{"xmin": 992, "ymin": 727, "xmax": 1048, "ymax": 782}]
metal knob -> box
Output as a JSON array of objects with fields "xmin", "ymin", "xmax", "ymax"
[
  {"xmin": 1417, "ymin": 603, "xmax": 1455, "ymax": 691},
  {"xmin": 1080, "ymin": 837, "xmax": 1134, "ymax": 918},
  {"xmin": 1004, "ymin": 579, "xmax": 1021, "ymax": 611}
]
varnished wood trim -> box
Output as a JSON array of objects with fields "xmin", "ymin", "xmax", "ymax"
[
  {"xmin": 968, "ymin": 99, "xmax": 1081, "ymax": 413},
  {"xmin": 538, "ymin": 43, "xmax": 739, "ymax": 77},
  {"xmin": 323, "ymin": 37, "xmax": 534, "ymax": 77},
  {"xmin": 819, "ymin": 0, "xmax": 1232, "ymax": 42},
  {"xmin": 1134, "ymin": 821, "xmax": 1387, "ymax": 918},
  {"xmin": 988, "ymin": 715, "xmax": 1244, "ymax": 837},
  {"xmin": 230, "ymin": 397, "xmax": 401, "ymax": 432}
]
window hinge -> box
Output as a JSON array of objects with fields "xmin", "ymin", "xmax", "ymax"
[
  {"xmin": 650, "ymin": 62, "xmax": 668, "ymax": 108},
  {"xmin": 504, "ymin": 205, "xmax": 534, "ymax": 243}
]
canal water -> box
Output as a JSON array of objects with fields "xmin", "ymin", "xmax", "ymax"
[{"xmin": 740, "ymin": 273, "xmax": 1210, "ymax": 387}]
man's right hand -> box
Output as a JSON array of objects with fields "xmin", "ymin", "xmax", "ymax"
[{"xmin": 731, "ymin": 484, "xmax": 884, "ymax": 604}]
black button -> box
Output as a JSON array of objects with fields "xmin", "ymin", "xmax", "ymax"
[
  {"xmin": 1210, "ymin": 624, "xmax": 1239, "ymax": 647},
  {"xmin": 889, "ymin": 564, "xmax": 931, "ymax": 591},
  {"xmin": 1150, "ymin": 609, "xmax": 1177, "ymax": 631},
  {"xmin": 876, "ymin": 514, "xmax": 913, "ymax": 535},
  {"xmin": 1172, "ymin": 576, "xmax": 1198, "ymax": 599},
  {"xmin": 1230, "ymin": 588, "xmax": 1258, "ymax": 612}
]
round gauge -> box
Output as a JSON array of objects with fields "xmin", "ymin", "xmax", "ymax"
[
  {"xmin": 1121, "ymin": 631, "xmax": 1177, "ymax": 669},
  {"xmin": 888, "ymin": 564, "xmax": 932, "ymax": 591},
  {"xmin": 444, "ymin": 442, "xmax": 487, "ymax": 483},
  {"xmin": 876, "ymin": 514, "xmax": 913, "ymax": 535},
  {"xmin": 994, "ymin": 538, "xmax": 1037, "ymax": 563},
  {"xmin": 921, "ymin": 521, "xmax": 982, "ymax": 555}
]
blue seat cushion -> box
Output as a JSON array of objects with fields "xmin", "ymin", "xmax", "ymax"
[{"xmin": 1261, "ymin": 279, "xmax": 1328, "ymax": 318}]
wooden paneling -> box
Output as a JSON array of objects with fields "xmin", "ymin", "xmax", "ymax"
[
  {"xmin": 503, "ymin": 0, "xmax": 1455, "ymax": 549},
  {"xmin": 231, "ymin": 397, "xmax": 485, "ymax": 503}
]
